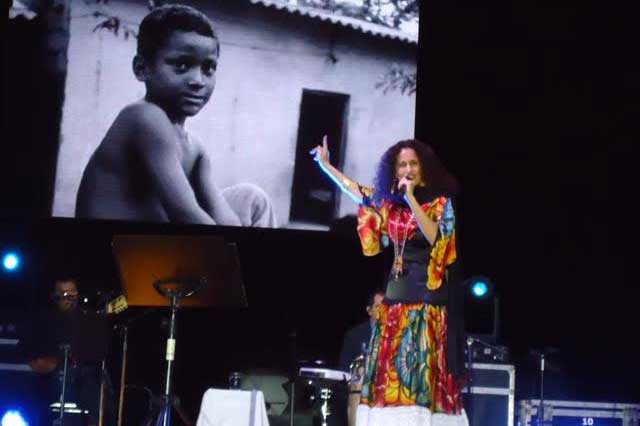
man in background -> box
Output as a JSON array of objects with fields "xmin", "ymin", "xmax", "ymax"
[
  {"xmin": 23, "ymin": 277, "xmax": 112, "ymax": 426},
  {"xmin": 338, "ymin": 291, "xmax": 384, "ymax": 372}
]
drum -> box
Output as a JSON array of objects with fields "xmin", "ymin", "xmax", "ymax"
[
  {"xmin": 239, "ymin": 370, "xmax": 289, "ymax": 415},
  {"xmin": 347, "ymin": 355, "xmax": 366, "ymax": 426},
  {"xmin": 298, "ymin": 367, "xmax": 349, "ymax": 425}
]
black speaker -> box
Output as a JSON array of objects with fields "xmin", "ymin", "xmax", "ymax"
[{"xmin": 463, "ymin": 363, "xmax": 515, "ymax": 426}]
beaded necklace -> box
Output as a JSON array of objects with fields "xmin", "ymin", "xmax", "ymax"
[{"xmin": 389, "ymin": 205, "xmax": 415, "ymax": 281}]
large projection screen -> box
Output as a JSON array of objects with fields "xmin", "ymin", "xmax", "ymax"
[{"xmin": 36, "ymin": 0, "xmax": 418, "ymax": 230}]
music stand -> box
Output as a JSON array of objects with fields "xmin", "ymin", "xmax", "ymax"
[
  {"xmin": 71, "ymin": 312, "xmax": 110, "ymax": 363},
  {"xmin": 111, "ymin": 235, "xmax": 247, "ymax": 426},
  {"xmin": 52, "ymin": 312, "xmax": 110, "ymax": 426}
]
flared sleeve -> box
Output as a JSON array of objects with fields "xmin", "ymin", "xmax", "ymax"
[
  {"xmin": 426, "ymin": 196, "xmax": 457, "ymax": 290},
  {"xmin": 356, "ymin": 187, "xmax": 389, "ymax": 256}
]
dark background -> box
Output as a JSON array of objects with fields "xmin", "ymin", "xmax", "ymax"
[
  {"xmin": 1, "ymin": 0, "xmax": 639, "ymax": 422},
  {"xmin": 417, "ymin": 0, "xmax": 639, "ymax": 402}
]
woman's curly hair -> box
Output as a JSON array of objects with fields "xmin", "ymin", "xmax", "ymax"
[{"xmin": 372, "ymin": 139, "xmax": 460, "ymax": 204}]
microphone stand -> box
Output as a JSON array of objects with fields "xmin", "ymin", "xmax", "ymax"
[
  {"xmin": 289, "ymin": 329, "xmax": 297, "ymax": 426},
  {"xmin": 112, "ymin": 307, "xmax": 153, "ymax": 426},
  {"xmin": 98, "ymin": 359, "xmax": 107, "ymax": 426},
  {"xmin": 58, "ymin": 344, "xmax": 71, "ymax": 426},
  {"xmin": 538, "ymin": 353, "xmax": 547, "ymax": 425},
  {"xmin": 117, "ymin": 324, "xmax": 129, "ymax": 426},
  {"xmin": 465, "ymin": 338, "xmax": 474, "ymax": 426}
]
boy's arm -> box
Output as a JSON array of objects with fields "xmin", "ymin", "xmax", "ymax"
[
  {"xmin": 125, "ymin": 104, "xmax": 216, "ymax": 224},
  {"xmin": 192, "ymin": 150, "xmax": 242, "ymax": 226}
]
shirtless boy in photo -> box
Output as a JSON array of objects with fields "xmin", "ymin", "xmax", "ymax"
[{"xmin": 76, "ymin": 4, "xmax": 276, "ymax": 226}]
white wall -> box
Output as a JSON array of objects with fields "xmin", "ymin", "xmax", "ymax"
[{"xmin": 53, "ymin": 0, "xmax": 417, "ymax": 227}]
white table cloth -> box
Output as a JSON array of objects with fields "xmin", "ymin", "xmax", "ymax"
[
  {"xmin": 196, "ymin": 388, "xmax": 270, "ymax": 426},
  {"xmin": 356, "ymin": 405, "xmax": 469, "ymax": 426}
]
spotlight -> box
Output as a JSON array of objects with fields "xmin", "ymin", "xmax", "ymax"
[
  {"xmin": 1, "ymin": 410, "xmax": 29, "ymax": 426},
  {"xmin": 471, "ymin": 280, "xmax": 489, "ymax": 298},
  {"xmin": 467, "ymin": 276, "xmax": 493, "ymax": 299},
  {"xmin": 2, "ymin": 252, "xmax": 21, "ymax": 272}
]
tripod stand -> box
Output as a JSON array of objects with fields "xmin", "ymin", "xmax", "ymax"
[
  {"xmin": 150, "ymin": 278, "xmax": 204, "ymax": 426},
  {"xmin": 111, "ymin": 234, "xmax": 248, "ymax": 426}
]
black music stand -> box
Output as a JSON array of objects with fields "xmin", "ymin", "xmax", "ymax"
[
  {"xmin": 52, "ymin": 311, "xmax": 110, "ymax": 426},
  {"xmin": 111, "ymin": 235, "xmax": 247, "ymax": 426}
]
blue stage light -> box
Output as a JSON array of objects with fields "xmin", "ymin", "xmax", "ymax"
[
  {"xmin": 1, "ymin": 410, "xmax": 29, "ymax": 426},
  {"xmin": 471, "ymin": 280, "xmax": 489, "ymax": 298},
  {"xmin": 2, "ymin": 252, "xmax": 21, "ymax": 272},
  {"xmin": 466, "ymin": 276, "xmax": 493, "ymax": 300}
]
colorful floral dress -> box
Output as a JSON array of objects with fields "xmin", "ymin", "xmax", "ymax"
[{"xmin": 355, "ymin": 187, "xmax": 468, "ymax": 426}]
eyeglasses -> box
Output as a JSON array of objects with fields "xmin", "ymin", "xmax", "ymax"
[{"xmin": 55, "ymin": 291, "xmax": 78, "ymax": 301}]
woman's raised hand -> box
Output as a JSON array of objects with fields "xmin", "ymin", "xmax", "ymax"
[{"xmin": 309, "ymin": 135, "xmax": 330, "ymax": 165}]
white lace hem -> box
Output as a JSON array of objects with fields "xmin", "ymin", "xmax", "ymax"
[{"xmin": 355, "ymin": 405, "xmax": 469, "ymax": 426}]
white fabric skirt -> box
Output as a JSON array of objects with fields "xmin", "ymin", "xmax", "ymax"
[{"xmin": 356, "ymin": 405, "xmax": 469, "ymax": 426}]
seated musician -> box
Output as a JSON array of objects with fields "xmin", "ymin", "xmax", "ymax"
[
  {"xmin": 22, "ymin": 277, "xmax": 114, "ymax": 426},
  {"xmin": 328, "ymin": 291, "xmax": 384, "ymax": 426}
]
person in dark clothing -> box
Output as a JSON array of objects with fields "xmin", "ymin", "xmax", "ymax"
[
  {"xmin": 327, "ymin": 291, "xmax": 384, "ymax": 426},
  {"xmin": 22, "ymin": 278, "xmax": 113, "ymax": 426},
  {"xmin": 338, "ymin": 291, "xmax": 385, "ymax": 373}
]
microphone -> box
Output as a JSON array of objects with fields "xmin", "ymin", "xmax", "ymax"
[{"xmin": 397, "ymin": 175, "xmax": 413, "ymax": 194}]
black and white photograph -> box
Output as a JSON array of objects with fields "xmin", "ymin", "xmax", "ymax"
[{"xmin": 45, "ymin": 0, "xmax": 419, "ymax": 229}]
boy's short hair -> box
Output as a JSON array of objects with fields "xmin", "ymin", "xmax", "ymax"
[{"xmin": 137, "ymin": 4, "xmax": 219, "ymax": 60}]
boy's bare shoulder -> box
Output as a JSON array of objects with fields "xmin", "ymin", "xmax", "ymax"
[
  {"xmin": 116, "ymin": 100, "xmax": 170, "ymax": 129},
  {"xmin": 112, "ymin": 101, "xmax": 180, "ymax": 153}
]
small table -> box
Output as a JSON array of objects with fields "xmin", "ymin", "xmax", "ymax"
[{"xmin": 196, "ymin": 389, "xmax": 270, "ymax": 426}]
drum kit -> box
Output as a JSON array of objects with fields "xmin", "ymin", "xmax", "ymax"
[
  {"xmin": 236, "ymin": 356, "xmax": 366, "ymax": 426},
  {"xmin": 346, "ymin": 354, "xmax": 365, "ymax": 426},
  {"xmin": 296, "ymin": 366, "xmax": 348, "ymax": 425}
]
